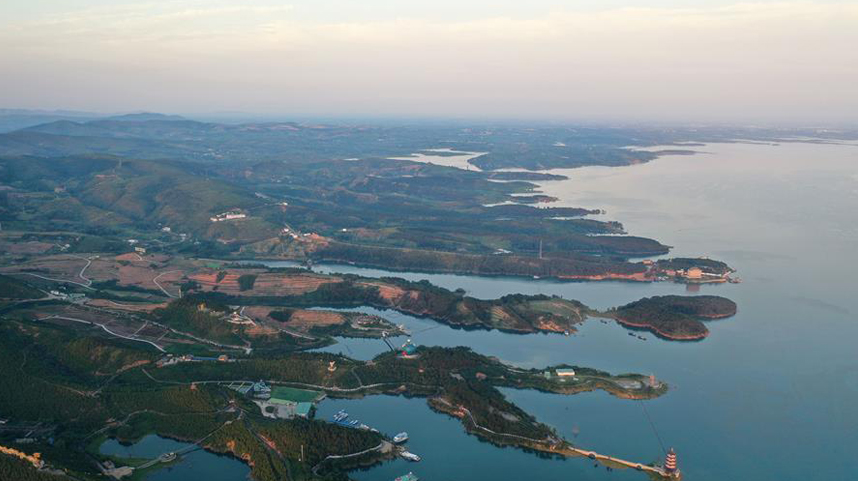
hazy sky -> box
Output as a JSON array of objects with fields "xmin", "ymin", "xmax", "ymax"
[{"xmin": 1, "ymin": 0, "xmax": 856, "ymax": 123}]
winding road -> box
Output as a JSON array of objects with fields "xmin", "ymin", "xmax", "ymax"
[{"xmin": 152, "ymin": 270, "xmax": 182, "ymax": 298}]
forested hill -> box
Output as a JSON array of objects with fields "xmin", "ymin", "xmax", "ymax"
[{"xmin": 611, "ymin": 295, "xmax": 738, "ymax": 340}]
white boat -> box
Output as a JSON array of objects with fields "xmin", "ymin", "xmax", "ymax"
[
  {"xmin": 400, "ymin": 451, "xmax": 421, "ymax": 462},
  {"xmin": 333, "ymin": 410, "xmax": 349, "ymax": 422},
  {"xmin": 393, "ymin": 432, "xmax": 409, "ymax": 443}
]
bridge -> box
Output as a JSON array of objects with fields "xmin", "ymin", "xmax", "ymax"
[
  {"xmin": 133, "ymin": 419, "xmax": 234, "ymax": 471},
  {"xmin": 136, "ymin": 444, "xmax": 200, "ymax": 470}
]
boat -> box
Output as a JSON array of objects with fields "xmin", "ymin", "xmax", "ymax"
[
  {"xmin": 393, "ymin": 432, "xmax": 409, "ymax": 443},
  {"xmin": 394, "ymin": 472, "xmax": 418, "ymax": 481},
  {"xmin": 400, "ymin": 451, "xmax": 421, "ymax": 462},
  {"xmin": 332, "ymin": 410, "xmax": 349, "ymax": 422}
]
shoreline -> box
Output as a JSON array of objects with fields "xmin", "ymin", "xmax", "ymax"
[{"xmin": 612, "ymin": 316, "xmax": 709, "ymax": 341}]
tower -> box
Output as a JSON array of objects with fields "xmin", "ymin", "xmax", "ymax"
[{"xmin": 665, "ymin": 448, "xmax": 677, "ymax": 473}]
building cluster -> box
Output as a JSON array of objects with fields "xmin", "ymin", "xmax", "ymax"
[
  {"xmin": 224, "ymin": 310, "xmax": 255, "ymax": 325},
  {"xmin": 210, "ymin": 210, "xmax": 247, "ymax": 222},
  {"xmin": 543, "ymin": 368, "xmax": 577, "ymax": 381},
  {"xmin": 647, "ymin": 262, "xmax": 734, "ymax": 284},
  {"xmin": 231, "ymin": 382, "xmax": 324, "ymax": 420},
  {"xmin": 155, "ymin": 353, "xmax": 231, "ymax": 367},
  {"xmin": 126, "ymin": 239, "xmax": 148, "ymax": 254},
  {"xmin": 280, "ymin": 226, "xmax": 300, "ymax": 239},
  {"xmin": 49, "ymin": 290, "xmax": 86, "ymax": 302}
]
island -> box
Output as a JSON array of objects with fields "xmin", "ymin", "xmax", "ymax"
[{"xmin": 608, "ymin": 295, "xmax": 738, "ymax": 340}]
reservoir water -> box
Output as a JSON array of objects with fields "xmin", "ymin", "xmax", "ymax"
[
  {"xmin": 99, "ymin": 434, "xmax": 250, "ymax": 481},
  {"xmin": 272, "ymin": 141, "xmax": 858, "ymax": 481},
  {"xmin": 388, "ymin": 149, "xmax": 486, "ymax": 171}
]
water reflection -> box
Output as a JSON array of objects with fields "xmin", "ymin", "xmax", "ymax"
[
  {"xmin": 99, "ymin": 435, "xmax": 250, "ymax": 481},
  {"xmin": 259, "ymin": 142, "xmax": 858, "ymax": 480}
]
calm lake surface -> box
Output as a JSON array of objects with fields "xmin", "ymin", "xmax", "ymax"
[
  {"xmin": 275, "ymin": 141, "xmax": 858, "ymax": 481},
  {"xmin": 388, "ymin": 149, "xmax": 486, "ymax": 171},
  {"xmin": 100, "ymin": 434, "xmax": 250, "ymax": 481}
]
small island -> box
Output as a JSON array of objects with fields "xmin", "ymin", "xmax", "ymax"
[{"xmin": 608, "ymin": 295, "xmax": 738, "ymax": 340}]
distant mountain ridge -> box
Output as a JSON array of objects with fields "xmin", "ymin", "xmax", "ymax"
[
  {"xmin": 0, "ymin": 109, "xmax": 185, "ymax": 133},
  {"xmin": 0, "ymin": 109, "xmax": 101, "ymax": 133},
  {"xmin": 105, "ymin": 112, "xmax": 187, "ymax": 122}
]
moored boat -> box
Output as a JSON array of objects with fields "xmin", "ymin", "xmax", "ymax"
[
  {"xmin": 400, "ymin": 451, "xmax": 421, "ymax": 462},
  {"xmin": 394, "ymin": 472, "xmax": 418, "ymax": 481},
  {"xmin": 332, "ymin": 410, "xmax": 348, "ymax": 422},
  {"xmin": 393, "ymin": 432, "xmax": 409, "ymax": 443}
]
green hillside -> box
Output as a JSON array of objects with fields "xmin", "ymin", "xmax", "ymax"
[
  {"xmin": 0, "ymin": 274, "xmax": 44, "ymax": 299},
  {"xmin": 0, "ymin": 155, "xmax": 278, "ymax": 242}
]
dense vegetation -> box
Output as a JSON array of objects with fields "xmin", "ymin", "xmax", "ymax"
[
  {"xmin": 611, "ymin": 295, "xmax": 738, "ymax": 340},
  {"xmin": 256, "ymin": 418, "xmax": 382, "ymax": 465},
  {"xmin": 237, "ymin": 274, "xmax": 258, "ymax": 291},
  {"xmin": 0, "ymin": 320, "xmax": 390, "ymax": 481},
  {"xmin": 151, "ymin": 296, "xmax": 243, "ymax": 345},
  {"xmin": 307, "ymin": 241, "xmax": 654, "ymax": 278},
  {"xmin": 0, "ymin": 457, "xmax": 63, "ymax": 481},
  {"xmin": 0, "ymin": 274, "xmax": 43, "ymax": 299}
]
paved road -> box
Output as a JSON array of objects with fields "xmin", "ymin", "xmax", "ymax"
[
  {"xmin": 152, "ymin": 270, "xmax": 181, "ymax": 298},
  {"xmin": 19, "ymin": 272, "xmax": 94, "ymax": 290},
  {"xmin": 41, "ymin": 315, "xmax": 166, "ymax": 352},
  {"xmin": 312, "ymin": 442, "xmax": 389, "ymax": 475},
  {"xmin": 68, "ymin": 255, "xmax": 94, "ymax": 286}
]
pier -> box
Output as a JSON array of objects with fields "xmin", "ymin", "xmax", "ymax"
[
  {"xmin": 453, "ymin": 403, "xmax": 680, "ymax": 480},
  {"xmin": 136, "ymin": 445, "xmax": 198, "ymax": 470},
  {"xmin": 129, "ymin": 419, "xmax": 235, "ymax": 472},
  {"xmin": 552, "ymin": 445, "xmax": 680, "ymax": 480}
]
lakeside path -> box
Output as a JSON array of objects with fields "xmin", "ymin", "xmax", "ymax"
[{"xmin": 450, "ymin": 402, "xmax": 678, "ymax": 480}]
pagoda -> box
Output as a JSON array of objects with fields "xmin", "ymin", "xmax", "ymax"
[{"xmin": 664, "ymin": 448, "xmax": 680, "ymax": 479}]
